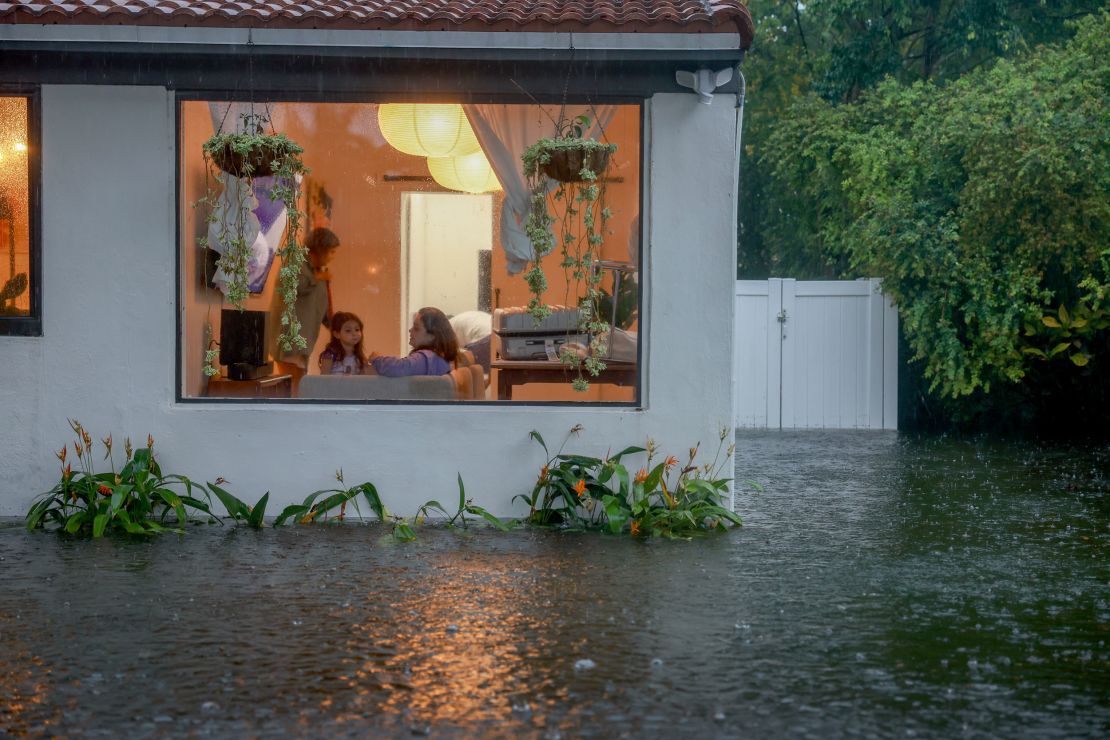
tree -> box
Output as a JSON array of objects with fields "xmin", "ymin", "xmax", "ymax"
[
  {"xmin": 756, "ymin": 12, "xmax": 1109, "ymax": 425},
  {"xmin": 739, "ymin": 0, "xmax": 1105, "ymax": 279}
]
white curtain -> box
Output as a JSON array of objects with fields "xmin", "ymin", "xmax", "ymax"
[{"xmin": 463, "ymin": 104, "xmax": 615, "ymax": 275}]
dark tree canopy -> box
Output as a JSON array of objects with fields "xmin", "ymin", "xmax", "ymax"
[{"xmin": 738, "ymin": 4, "xmax": 1108, "ymax": 427}]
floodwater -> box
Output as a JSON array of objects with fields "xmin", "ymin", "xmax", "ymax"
[{"xmin": 1, "ymin": 432, "xmax": 1107, "ymax": 737}]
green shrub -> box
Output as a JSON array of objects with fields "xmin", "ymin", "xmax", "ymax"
[{"xmin": 516, "ymin": 426, "xmax": 742, "ymax": 537}]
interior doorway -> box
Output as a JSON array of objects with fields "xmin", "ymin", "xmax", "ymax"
[{"xmin": 399, "ymin": 192, "xmax": 493, "ymax": 351}]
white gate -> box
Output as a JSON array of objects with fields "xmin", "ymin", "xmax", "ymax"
[{"xmin": 734, "ymin": 279, "xmax": 898, "ymax": 429}]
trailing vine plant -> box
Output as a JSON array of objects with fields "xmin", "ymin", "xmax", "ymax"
[
  {"xmin": 521, "ymin": 114, "xmax": 618, "ymax": 391},
  {"xmin": 193, "ymin": 111, "xmax": 310, "ymax": 377}
]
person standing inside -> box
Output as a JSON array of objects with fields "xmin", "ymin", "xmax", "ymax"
[{"xmin": 273, "ymin": 227, "xmax": 340, "ymax": 388}]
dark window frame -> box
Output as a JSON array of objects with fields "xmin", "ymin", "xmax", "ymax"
[
  {"xmin": 174, "ymin": 90, "xmax": 645, "ymax": 407},
  {"xmin": 0, "ymin": 86, "xmax": 42, "ymax": 337}
]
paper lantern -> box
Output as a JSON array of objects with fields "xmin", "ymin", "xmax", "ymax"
[
  {"xmin": 378, "ymin": 104, "xmax": 481, "ymax": 158},
  {"xmin": 427, "ymin": 151, "xmax": 502, "ymax": 194}
]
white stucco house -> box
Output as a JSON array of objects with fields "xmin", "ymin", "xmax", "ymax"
[{"xmin": 0, "ymin": 0, "xmax": 753, "ymax": 516}]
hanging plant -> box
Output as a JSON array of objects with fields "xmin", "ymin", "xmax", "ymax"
[
  {"xmin": 521, "ymin": 115, "xmax": 617, "ymax": 391},
  {"xmin": 193, "ymin": 112, "xmax": 310, "ymax": 376}
]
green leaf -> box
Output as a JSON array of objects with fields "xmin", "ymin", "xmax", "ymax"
[
  {"xmin": 247, "ymin": 492, "xmax": 269, "ymax": 529},
  {"xmin": 109, "ymin": 489, "xmax": 125, "ymax": 514},
  {"xmin": 116, "ymin": 510, "xmax": 148, "ymax": 535},
  {"xmin": 26, "ymin": 496, "xmax": 56, "ymax": 530},
  {"xmin": 528, "ymin": 430, "xmax": 549, "ymax": 456},
  {"xmin": 64, "ymin": 511, "xmax": 88, "ymax": 535},
  {"xmin": 208, "ymin": 482, "xmax": 248, "ymax": 520},
  {"xmin": 466, "ymin": 504, "xmax": 512, "ymax": 531},
  {"xmin": 1047, "ymin": 342, "xmax": 1071, "ymax": 358},
  {"xmin": 357, "ymin": 482, "xmax": 387, "ymax": 521},
  {"xmin": 393, "ymin": 522, "xmax": 417, "ymax": 542},
  {"xmin": 418, "ymin": 499, "xmax": 450, "ymax": 520},
  {"xmin": 609, "ymin": 445, "xmax": 647, "ymax": 461},
  {"xmin": 92, "ymin": 513, "xmax": 110, "ymax": 538},
  {"xmin": 155, "ymin": 489, "xmax": 187, "ymax": 526},
  {"xmin": 1041, "ymin": 316, "xmax": 1061, "ymax": 328},
  {"xmin": 1070, "ymin": 353, "xmax": 1090, "ymax": 367},
  {"xmin": 1058, "ymin": 304, "xmax": 1070, "ymax": 325},
  {"xmin": 273, "ymin": 504, "xmax": 309, "ymax": 527},
  {"xmin": 601, "ymin": 494, "xmax": 628, "ymax": 534}
]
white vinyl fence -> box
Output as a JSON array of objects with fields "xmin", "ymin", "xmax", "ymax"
[{"xmin": 734, "ymin": 279, "xmax": 898, "ymax": 429}]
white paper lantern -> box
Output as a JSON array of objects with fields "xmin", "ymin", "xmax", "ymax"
[
  {"xmin": 377, "ymin": 104, "xmax": 481, "ymax": 158},
  {"xmin": 427, "ymin": 151, "xmax": 502, "ymax": 194}
]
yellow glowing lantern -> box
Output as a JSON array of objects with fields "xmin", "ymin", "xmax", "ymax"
[
  {"xmin": 13, "ymin": 142, "xmax": 27, "ymax": 152},
  {"xmin": 378, "ymin": 104, "xmax": 481, "ymax": 158},
  {"xmin": 427, "ymin": 151, "xmax": 502, "ymax": 194}
]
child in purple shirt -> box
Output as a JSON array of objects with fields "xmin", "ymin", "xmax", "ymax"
[{"xmin": 370, "ymin": 307, "xmax": 458, "ymax": 377}]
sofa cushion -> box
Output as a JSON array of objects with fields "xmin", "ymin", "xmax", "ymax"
[{"xmin": 297, "ymin": 374, "xmax": 456, "ymax": 400}]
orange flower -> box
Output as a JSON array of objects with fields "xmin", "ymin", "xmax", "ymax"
[
  {"xmin": 630, "ymin": 520, "xmax": 641, "ymax": 536},
  {"xmin": 664, "ymin": 455, "xmax": 679, "ymax": 470},
  {"xmin": 574, "ymin": 479, "xmax": 587, "ymax": 497},
  {"xmin": 538, "ymin": 465, "xmax": 549, "ymax": 483},
  {"xmin": 634, "ymin": 468, "xmax": 648, "ymax": 484},
  {"xmin": 62, "ymin": 464, "xmax": 72, "ymax": 482},
  {"xmin": 147, "ymin": 434, "xmax": 154, "ymax": 449},
  {"xmin": 97, "ymin": 484, "xmax": 112, "ymax": 496},
  {"xmin": 56, "ymin": 445, "xmax": 67, "ymax": 464}
]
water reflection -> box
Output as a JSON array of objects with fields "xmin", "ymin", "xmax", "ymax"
[{"xmin": 1, "ymin": 433, "xmax": 1107, "ymax": 736}]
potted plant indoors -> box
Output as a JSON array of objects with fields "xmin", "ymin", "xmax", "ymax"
[
  {"xmin": 521, "ymin": 115, "xmax": 618, "ymax": 391},
  {"xmin": 194, "ymin": 112, "xmax": 309, "ymax": 376}
]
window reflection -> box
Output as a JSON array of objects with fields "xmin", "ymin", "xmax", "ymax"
[{"xmin": 180, "ymin": 101, "xmax": 641, "ymax": 403}]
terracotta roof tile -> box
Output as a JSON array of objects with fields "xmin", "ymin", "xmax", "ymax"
[{"xmin": 0, "ymin": 1, "xmax": 754, "ymax": 47}]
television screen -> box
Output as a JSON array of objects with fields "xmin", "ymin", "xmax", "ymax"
[{"xmin": 219, "ymin": 309, "xmax": 267, "ymax": 367}]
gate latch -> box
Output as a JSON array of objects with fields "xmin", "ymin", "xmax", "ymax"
[{"xmin": 777, "ymin": 309, "xmax": 788, "ymax": 339}]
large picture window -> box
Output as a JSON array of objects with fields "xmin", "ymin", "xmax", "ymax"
[
  {"xmin": 178, "ymin": 100, "xmax": 641, "ymax": 403},
  {"xmin": 0, "ymin": 93, "xmax": 38, "ymax": 336}
]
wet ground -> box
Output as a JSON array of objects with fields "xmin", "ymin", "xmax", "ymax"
[{"xmin": 1, "ymin": 431, "xmax": 1107, "ymax": 737}]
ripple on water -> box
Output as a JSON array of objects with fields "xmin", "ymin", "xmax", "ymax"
[{"xmin": 0, "ymin": 432, "xmax": 1107, "ymax": 737}]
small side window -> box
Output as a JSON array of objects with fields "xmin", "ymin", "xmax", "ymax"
[{"xmin": 0, "ymin": 91, "xmax": 40, "ymax": 336}]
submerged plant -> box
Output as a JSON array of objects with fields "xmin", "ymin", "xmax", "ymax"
[
  {"xmin": 516, "ymin": 426, "xmax": 742, "ymax": 537},
  {"xmin": 269, "ymin": 468, "xmax": 389, "ymax": 529},
  {"xmin": 26, "ymin": 421, "xmax": 213, "ymax": 537},
  {"xmin": 402, "ymin": 474, "xmax": 513, "ymax": 541}
]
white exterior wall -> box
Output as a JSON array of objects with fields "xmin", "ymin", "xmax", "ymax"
[{"xmin": 0, "ymin": 85, "xmax": 739, "ymax": 517}]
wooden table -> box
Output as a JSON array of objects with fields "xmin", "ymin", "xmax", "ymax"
[
  {"xmin": 492, "ymin": 360, "xmax": 636, "ymax": 400},
  {"xmin": 205, "ymin": 374, "xmax": 293, "ymax": 399}
]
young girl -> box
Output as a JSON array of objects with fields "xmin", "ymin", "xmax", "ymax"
[
  {"xmin": 370, "ymin": 307, "xmax": 458, "ymax": 377},
  {"xmin": 318, "ymin": 312, "xmax": 371, "ymax": 375}
]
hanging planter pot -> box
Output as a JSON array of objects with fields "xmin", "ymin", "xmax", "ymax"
[
  {"xmin": 539, "ymin": 141, "xmax": 612, "ymax": 183},
  {"xmin": 208, "ymin": 139, "xmax": 288, "ymax": 178}
]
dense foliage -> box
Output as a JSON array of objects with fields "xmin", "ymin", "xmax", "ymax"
[
  {"xmin": 740, "ymin": 4, "xmax": 1108, "ymax": 427},
  {"xmin": 516, "ymin": 427, "xmax": 742, "ymax": 537}
]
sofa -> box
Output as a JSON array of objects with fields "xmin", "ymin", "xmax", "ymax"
[{"xmin": 297, "ymin": 353, "xmax": 486, "ymax": 401}]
